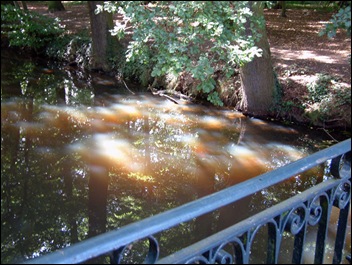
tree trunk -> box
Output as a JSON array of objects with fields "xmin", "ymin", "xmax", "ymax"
[
  {"xmin": 47, "ymin": 1, "xmax": 65, "ymax": 12},
  {"xmin": 239, "ymin": 2, "xmax": 276, "ymax": 116},
  {"xmin": 88, "ymin": 1, "xmax": 122, "ymax": 72},
  {"xmin": 21, "ymin": 1, "xmax": 28, "ymax": 11},
  {"xmin": 280, "ymin": 1, "xmax": 287, "ymax": 17}
]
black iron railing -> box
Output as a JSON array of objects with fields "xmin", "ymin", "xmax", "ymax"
[{"xmin": 23, "ymin": 139, "xmax": 351, "ymax": 264}]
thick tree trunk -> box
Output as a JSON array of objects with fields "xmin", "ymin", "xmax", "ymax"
[
  {"xmin": 21, "ymin": 1, "xmax": 28, "ymax": 11},
  {"xmin": 47, "ymin": 1, "xmax": 65, "ymax": 12},
  {"xmin": 239, "ymin": 2, "xmax": 276, "ymax": 116},
  {"xmin": 280, "ymin": 1, "xmax": 287, "ymax": 17},
  {"xmin": 88, "ymin": 1, "xmax": 121, "ymax": 72}
]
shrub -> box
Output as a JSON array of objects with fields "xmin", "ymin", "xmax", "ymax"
[
  {"xmin": 306, "ymin": 73, "xmax": 331, "ymax": 104},
  {"xmin": 1, "ymin": 4, "xmax": 65, "ymax": 52},
  {"xmin": 304, "ymin": 73, "xmax": 351, "ymax": 125},
  {"xmin": 45, "ymin": 33, "xmax": 92, "ymax": 68}
]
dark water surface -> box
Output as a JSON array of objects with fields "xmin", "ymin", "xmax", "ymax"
[{"xmin": 1, "ymin": 49, "xmax": 350, "ymax": 263}]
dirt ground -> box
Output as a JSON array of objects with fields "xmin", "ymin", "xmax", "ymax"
[
  {"xmin": 265, "ymin": 8, "xmax": 351, "ymax": 128},
  {"xmin": 26, "ymin": 2, "xmax": 351, "ymax": 127},
  {"xmin": 265, "ymin": 9, "xmax": 351, "ymax": 109}
]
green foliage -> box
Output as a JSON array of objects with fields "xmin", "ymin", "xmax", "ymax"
[
  {"xmin": 1, "ymin": 4, "xmax": 65, "ymax": 51},
  {"xmin": 334, "ymin": 85, "xmax": 351, "ymax": 105},
  {"xmin": 273, "ymin": 70, "xmax": 351, "ymax": 125},
  {"xmin": 271, "ymin": 70, "xmax": 295, "ymax": 117},
  {"xmin": 97, "ymin": 1, "xmax": 264, "ymax": 106},
  {"xmin": 319, "ymin": 5, "xmax": 351, "ymax": 38},
  {"xmin": 307, "ymin": 73, "xmax": 334, "ymax": 104},
  {"xmin": 273, "ymin": 73, "xmax": 296, "ymax": 113},
  {"xmin": 304, "ymin": 73, "xmax": 351, "ymax": 123},
  {"xmin": 44, "ymin": 34, "xmax": 73, "ymax": 59},
  {"xmin": 307, "ymin": 73, "xmax": 351, "ymax": 107},
  {"xmin": 117, "ymin": 47, "xmax": 154, "ymax": 86},
  {"xmin": 46, "ymin": 33, "xmax": 92, "ymax": 68}
]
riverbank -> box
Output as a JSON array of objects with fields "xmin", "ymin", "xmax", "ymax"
[{"xmin": 3, "ymin": 2, "xmax": 351, "ymax": 134}]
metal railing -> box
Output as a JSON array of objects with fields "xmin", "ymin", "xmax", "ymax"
[{"xmin": 23, "ymin": 138, "xmax": 351, "ymax": 264}]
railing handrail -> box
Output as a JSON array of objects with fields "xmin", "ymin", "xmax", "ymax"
[{"xmin": 23, "ymin": 138, "xmax": 351, "ymax": 264}]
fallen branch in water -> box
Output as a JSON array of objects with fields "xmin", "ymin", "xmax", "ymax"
[
  {"xmin": 121, "ymin": 79, "xmax": 135, "ymax": 95},
  {"xmin": 157, "ymin": 93, "xmax": 180, "ymax": 104},
  {"xmin": 318, "ymin": 128, "xmax": 338, "ymax": 143},
  {"xmin": 149, "ymin": 87, "xmax": 194, "ymax": 104}
]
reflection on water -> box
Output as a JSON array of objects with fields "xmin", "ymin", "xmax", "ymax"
[{"xmin": 1, "ymin": 49, "xmax": 350, "ymax": 264}]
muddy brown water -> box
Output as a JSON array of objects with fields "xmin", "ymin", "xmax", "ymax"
[{"xmin": 1, "ymin": 49, "xmax": 350, "ymax": 263}]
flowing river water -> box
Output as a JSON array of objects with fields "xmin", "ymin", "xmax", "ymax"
[{"xmin": 1, "ymin": 49, "xmax": 350, "ymax": 264}]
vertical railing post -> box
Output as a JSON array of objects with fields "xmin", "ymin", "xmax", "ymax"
[
  {"xmin": 266, "ymin": 222, "xmax": 278, "ymax": 264},
  {"xmin": 333, "ymin": 201, "xmax": 351, "ymax": 264},
  {"xmin": 292, "ymin": 222, "xmax": 307, "ymax": 264},
  {"xmin": 331, "ymin": 151, "xmax": 351, "ymax": 264},
  {"xmin": 314, "ymin": 190, "xmax": 330, "ymax": 264}
]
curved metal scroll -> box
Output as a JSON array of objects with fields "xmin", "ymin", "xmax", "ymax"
[
  {"xmin": 282, "ymin": 204, "xmax": 307, "ymax": 235},
  {"xmin": 331, "ymin": 151, "xmax": 351, "ymax": 179},
  {"xmin": 110, "ymin": 236, "xmax": 159, "ymax": 264},
  {"xmin": 332, "ymin": 179, "xmax": 351, "ymax": 209},
  {"xmin": 308, "ymin": 194, "xmax": 326, "ymax": 226}
]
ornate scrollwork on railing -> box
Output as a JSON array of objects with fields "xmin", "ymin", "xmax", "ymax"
[
  {"xmin": 332, "ymin": 179, "xmax": 351, "ymax": 209},
  {"xmin": 308, "ymin": 194, "xmax": 326, "ymax": 226},
  {"xmin": 282, "ymin": 204, "xmax": 307, "ymax": 235},
  {"xmin": 110, "ymin": 236, "xmax": 159, "ymax": 264},
  {"xmin": 202, "ymin": 246, "xmax": 233, "ymax": 264},
  {"xmin": 213, "ymin": 248, "xmax": 233, "ymax": 264},
  {"xmin": 331, "ymin": 151, "xmax": 351, "ymax": 179},
  {"xmin": 182, "ymin": 235, "xmax": 247, "ymax": 264}
]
